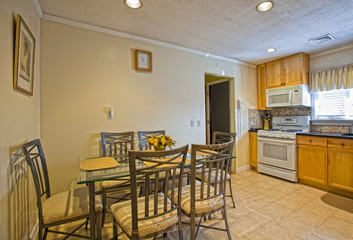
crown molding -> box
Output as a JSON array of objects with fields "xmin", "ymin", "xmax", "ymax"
[
  {"xmin": 41, "ymin": 13, "xmax": 256, "ymax": 68},
  {"xmin": 31, "ymin": 0, "xmax": 43, "ymax": 18},
  {"xmin": 310, "ymin": 44, "xmax": 353, "ymax": 58}
]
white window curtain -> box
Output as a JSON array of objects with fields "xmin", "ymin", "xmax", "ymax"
[{"xmin": 310, "ymin": 63, "xmax": 353, "ymax": 92}]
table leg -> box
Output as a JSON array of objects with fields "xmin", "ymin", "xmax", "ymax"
[{"xmin": 89, "ymin": 182, "xmax": 97, "ymax": 240}]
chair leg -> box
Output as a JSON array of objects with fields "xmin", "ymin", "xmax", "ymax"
[
  {"xmin": 228, "ymin": 179, "xmax": 236, "ymax": 208},
  {"xmin": 43, "ymin": 228, "xmax": 48, "ymax": 240},
  {"xmin": 96, "ymin": 211, "xmax": 102, "ymax": 240},
  {"xmin": 178, "ymin": 220, "xmax": 184, "ymax": 240},
  {"xmin": 195, "ymin": 217, "xmax": 202, "ymax": 238},
  {"xmin": 223, "ymin": 206, "xmax": 232, "ymax": 240},
  {"xmin": 113, "ymin": 218, "xmax": 118, "ymax": 240},
  {"xmin": 38, "ymin": 225, "xmax": 43, "ymax": 240},
  {"xmin": 102, "ymin": 192, "xmax": 107, "ymax": 227}
]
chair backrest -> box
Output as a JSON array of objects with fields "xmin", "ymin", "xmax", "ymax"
[
  {"xmin": 137, "ymin": 130, "xmax": 166, "ymax": 150},
  {"xmin": 128, "ymin": 145, "xmax": 188, "ymax": 239},
  {"xmin": 22, "ymin": 139, "xmax": 51, "ymax": 224},
  {"xmin": 212, "ymin": 131, "xmax": 236, "ymax": 144},
  {"xmin": 190, "ymin": 141, "xmax": 235, "ymax": 210},
  {"xmin": 101, "ymin": 131, "xmax": 134, "ymax": 157}
]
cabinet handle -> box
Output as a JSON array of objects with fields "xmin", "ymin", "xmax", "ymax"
[
  {"xmin": 309, "ymin": 139, "xmax": 312, "ymax": 143},
  {"xmin": 341, "ymin": 143, "xmax": 345, "ymax": 146}
]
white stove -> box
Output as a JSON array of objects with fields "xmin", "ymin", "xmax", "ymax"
[{"xmin": 257, "ymin": 116, "xmax": 310, "ymax": 182}]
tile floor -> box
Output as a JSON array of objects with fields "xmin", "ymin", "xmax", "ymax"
[{"xmin": 48, "ymin": 170, "xmax": 353, "ymax": 239}]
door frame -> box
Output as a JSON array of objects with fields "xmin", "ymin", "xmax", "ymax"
[{"xmin": 205, "ymin": 76, "xmax": 235, "ymax": 144}]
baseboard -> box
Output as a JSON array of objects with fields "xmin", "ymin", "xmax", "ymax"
[
  {"xmin": 236, "ymin": 165, "xmax": 251, "ymax": 173},
  {"xmin": 29, "ymin": 220, "xmax": 39, "ymax": 240}
]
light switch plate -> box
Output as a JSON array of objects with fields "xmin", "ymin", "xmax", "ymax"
[{"xmin": 190, "ymin": 120, "xmax": 195, "ymax": 127}]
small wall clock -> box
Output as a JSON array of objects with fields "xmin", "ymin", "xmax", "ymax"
[{"xmin": 135, "ymin": 49, "xmax": 152, "ymax": 72}]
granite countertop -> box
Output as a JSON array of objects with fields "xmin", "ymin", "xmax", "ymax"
[
  {"xmin": 297, "ymin": 132, "xmax": 353, "ymax": 139},
  {"xmin": 249, "ymin": 128, "xmax": 263, "ymax": 132}
]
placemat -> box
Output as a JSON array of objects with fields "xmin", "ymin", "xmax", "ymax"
[{"xmin": 80, "ymin": 157, "xmax": 119, "ymax": 171}]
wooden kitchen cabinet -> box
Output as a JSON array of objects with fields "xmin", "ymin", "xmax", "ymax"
[
  {"xmin": 266, "ymin": 53, "xmax": 310, "ymax": 89},
  {"xmin": 256, "ymin": 64, "xmax": 267, "ymax": 110},
  {"xmin": 328, "ymin": 138, "xmax": 353, "ymax": 192},
  {"xmin": 249, "ymin": 132, "xmax": 258, "ymax": 169},
  {"xmin": 265, "ymin": 59, "xmax": 282, "ymax": 89},
  {"xmin": 297, "ymin": 144, "xmax": 327, "ymax": 185},
  {"xmin": 256, "ymin": 53, "xmax": 310, "ymax": 109},
  {"xmin": 297, "ymin": 135, "xmax": 353, "ymax": 195}
]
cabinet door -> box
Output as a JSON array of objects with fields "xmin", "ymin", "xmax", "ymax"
[
  {"xmin": 257, "ymin": 64, "xmax": 267, "ymax": 110},
  {"xmin": 266, "ymin": 59, "xmax": 283, "ymax": 88},
  {"xmin": 250, "ymin": 132, "xmax": 258, "ymax": 169},
  {"xmin": 282, "ymin": 53, "xmax": 309, "ymax": 86},
  {"xmin": 298, "ymin": 145, "xmax": 327, "ymax": 185},
  {"xmin": 328, "ymin": 148, "xmax": 353, "ymax": 192}
]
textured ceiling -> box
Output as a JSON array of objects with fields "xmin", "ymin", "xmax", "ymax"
[{"xmin": 38, "ymin": 0, "xmax": 353, "ymax": 64}]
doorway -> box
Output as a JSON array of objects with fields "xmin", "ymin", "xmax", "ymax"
[{"xmin": 205, "ymin": 74, "xmax": 235, "ymax": 144}]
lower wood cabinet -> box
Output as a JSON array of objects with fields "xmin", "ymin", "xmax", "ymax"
[
  {"xmin": 297, "ymin": 135, "xmax": 353, "ymax": 194},
  {"xmin": 297, "ymin": 144, "xmax": 327, "ymax": 185},
  {"xmin": 328, "ymin": 148, "xmax": 353, "ymax": 192},
  {"xmin": 249, "ymin": 132, "xmax": 258, "ymax": 169}
]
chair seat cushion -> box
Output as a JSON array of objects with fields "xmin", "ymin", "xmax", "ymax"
[
  {"xmin": 196, "ymin": 171, "xmax": 230, "ymax": 183},
  {"xmin": 42, "ymin": 187, "xmax": 102, "ymax": 225},
  {"xmin": 168, "ymin": 183, "xmax": 224, "ymax": 215},
  {"xmin": 110, "ymin": 193, "xmax": 178, "ymax": 237}
]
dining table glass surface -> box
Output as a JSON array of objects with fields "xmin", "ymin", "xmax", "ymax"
[{"xmin": 77, "ymin": 152, "xmax": 219, "ymax": 185}]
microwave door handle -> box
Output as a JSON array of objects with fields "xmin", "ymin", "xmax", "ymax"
[{"xmin": 289, "ymin": 90, "xmax": 292, "ymax": 105}]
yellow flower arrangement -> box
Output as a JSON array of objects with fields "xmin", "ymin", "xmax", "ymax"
[{"xmin": 147, "ymin": 135, "xmax": 176, "ymax": 151}]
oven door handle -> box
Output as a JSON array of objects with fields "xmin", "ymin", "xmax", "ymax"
[{"xmin": 258, "ymin": 137, "xmax": 296, "ymax": 144}]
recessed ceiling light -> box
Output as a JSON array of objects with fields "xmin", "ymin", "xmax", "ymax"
[
  {"xmin": 266, "ymin": 48, "xmax": 277, "ymax": 53},
  {"xmin": 256, "ymin": 1, "xmax": 274, "ymax": 12},
  {"xmin": 125, "ymin": 0, "xmax": 142, "ymax": 9}
]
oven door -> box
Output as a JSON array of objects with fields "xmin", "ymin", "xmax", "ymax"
[
  {"xmin": 266, "ymin": 90, "xmax": 292, "ymax": 107},
  {"xmin": 258, "ymin": 136, "xmax": 297, "ymax": 170}
]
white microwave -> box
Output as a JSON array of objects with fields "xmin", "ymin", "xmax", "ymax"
[{"xmin": 266, "ymin": 84, "xmax": 311, "ymax": 108}]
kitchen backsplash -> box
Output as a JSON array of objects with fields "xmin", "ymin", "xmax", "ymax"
[
  {"xmin": 248, "ymin": 107, "xmax": 350, "ymax": 133},
  {"xmin": 248, "ymin": 107, "xmax": 311, "ymax": 129}
]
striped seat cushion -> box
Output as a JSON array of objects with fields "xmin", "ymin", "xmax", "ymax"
[
  {"xmin": 110, "ymin": 193, "xmax": 178, "ymax": 238},
  {"xmin": 168, "ymin": 183, "xmax": 224, "ymax": 215},
  {"xmin": 42, "ymin": 187, "xmax": 102, "ymax": 225}
]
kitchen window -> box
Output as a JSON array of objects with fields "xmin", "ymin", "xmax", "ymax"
[{"xmin": 312, "ymin": 88, "xmax": 353, "ymax": 120}]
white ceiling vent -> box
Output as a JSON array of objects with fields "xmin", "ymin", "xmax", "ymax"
[{"xmin": 309, "ymin": 34, "xmax": 335, "ymax": 44}]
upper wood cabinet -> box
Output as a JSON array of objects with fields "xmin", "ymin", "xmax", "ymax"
[
  {"xmin": 266, "ymin": 53, "xmax": 310, "ymax": 89},
  {"xmin": 256, "ymin": 53, "xmax": 310, "ymax": 109},
  {"xmin": 256, "ymin": 64, "xmax": 267, "ymax": 110},
  {"xmin": 266, "ymin": 59, "xmax": 282, "ymax": 88}
]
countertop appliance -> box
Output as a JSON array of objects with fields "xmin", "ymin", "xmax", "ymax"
[
  {"xmin": 266, "ymin": 84, "xmax": 311, "ymax": 108},
  {"xmin": 257, "ymin": 116, "xmax": 310, "ymax": 182}
]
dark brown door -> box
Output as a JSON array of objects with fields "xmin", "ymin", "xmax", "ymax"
[{"xmin": 209, "ymin": 81, "xmax": 230, "ymax": 143}]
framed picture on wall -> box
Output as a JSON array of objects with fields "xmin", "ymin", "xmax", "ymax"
[{"xmin": 14, "ymin": 14, "xmax": 36, "ymax": 96}]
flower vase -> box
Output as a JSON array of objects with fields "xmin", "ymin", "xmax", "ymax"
[{"xmin": 153, "ymin": 145, "xmax": 166, "ymax": 151}]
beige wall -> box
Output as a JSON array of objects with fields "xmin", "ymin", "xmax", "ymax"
[
  {"xmin": 310, "ymin": 45, "xmax": 353, "ymax": 70},
  {"xmin": 0, "ymin": 0, "xmax": 40, "ymax": 239},
  {"xmin": 40, "ymin": 20, "xmax": 257, "ymax": 194}
]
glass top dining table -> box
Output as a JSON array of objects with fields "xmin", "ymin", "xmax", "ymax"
[{"xmin": 76, "ymin": 152, "xmax": 235, "ymax": 240}]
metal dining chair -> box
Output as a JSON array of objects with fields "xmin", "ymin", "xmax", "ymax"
[
  {"xmin": 22, "ymin": 139, "xmax": 102, "ymax": 239},
  {"xmin": 212, "ymin": 131, "xmax": 237, "ymax": 208},
  {"xmin": 100, "ymin": 131, "xmax": 134, "ymax": 226},
  {"xmin": 169, "ymin": 141, "xmax": 235, "ymax": 240},
  {"xmin": 137, "ymin": 130, "xmax": 165, "ymax": 150},
  {"xmin": 110, "ymin": 145, "xmax": 188, "ymax": 239}
]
